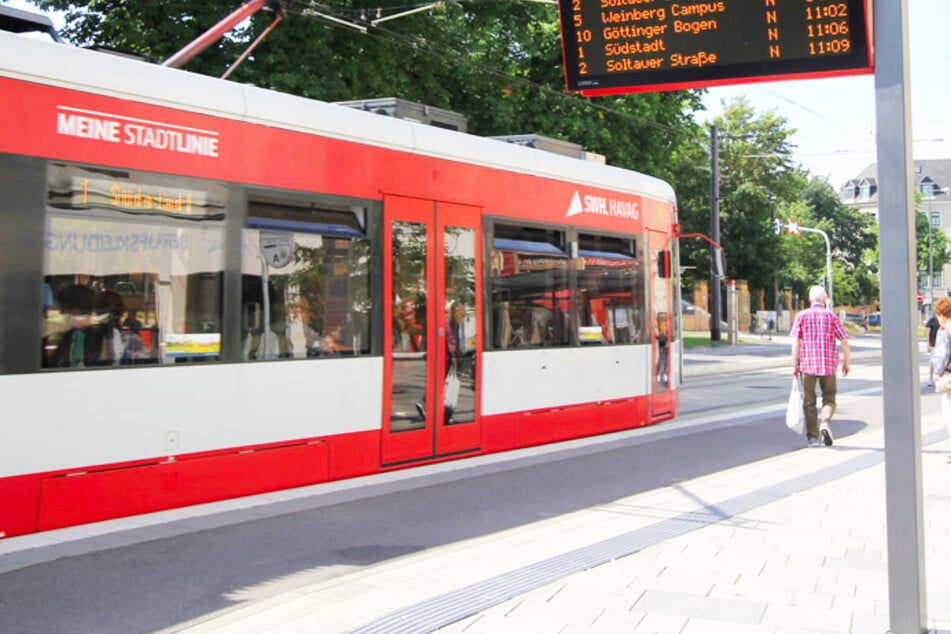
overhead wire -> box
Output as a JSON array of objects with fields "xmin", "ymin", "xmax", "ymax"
[
  {"xmin": 283, "ymin": 0, "xmax": 693, "ymax": 136},
  {"xmin": 752, "ymin": 85, "xmax": 875, "ymax": 143}
]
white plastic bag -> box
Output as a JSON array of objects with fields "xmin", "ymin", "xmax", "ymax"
[
  {"xmin": 444, "ymin": 365, "xmax": 460, "ymax": 409},
  {"xmin": 785, "ymin": 376, "xmax": 805, "ymax": 435}
]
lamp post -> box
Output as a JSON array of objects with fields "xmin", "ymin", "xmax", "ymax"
[{"xmin": 783, "ymin": 220, "xmax": 833, "ymax": 309}]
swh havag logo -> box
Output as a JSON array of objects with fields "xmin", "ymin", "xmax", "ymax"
[{"xmin": 566, "ymin": 191, "xmax": 638, "ymax": 219}]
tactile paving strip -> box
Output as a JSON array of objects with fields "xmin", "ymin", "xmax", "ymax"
[{"xmin": 349, "ymin": 429, "xmax": 943, "ymax": 634}]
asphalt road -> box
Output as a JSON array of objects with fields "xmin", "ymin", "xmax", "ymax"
[{"xmin": 0, "ymin": 352, "xmax": 897, "ymax": 634}]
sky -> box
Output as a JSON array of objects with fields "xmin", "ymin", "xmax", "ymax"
[
  {"xmin": 699, "ymin": 0, "xmax": 951, "ymax": 188},
  {"xmin": 5, "ymin": 0, "xmax": 947, "ymax": 189}
]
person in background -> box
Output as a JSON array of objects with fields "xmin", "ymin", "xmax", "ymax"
[
  {"xmin": 321, "ymin": 322, "xmax": 343, "ymax": 355},
  {"xmin": 929, "ymin": 298, "xmax": 951, "ymax": 463},
  {"xmin": 791, "ymin": 285, "xmax": 850, "ymax": 447},
  {"xmin": 655, "ymin": 319, "xmax": 669, "ymax": 384},
  {"xmin": 98, "ymin": 290, "xmax": 126, "ymax": 365},
  {"xmin": 46, "ymin": 283, "xmax": 99, "ymax": 368},
  {"xmin": 926, "ymin": 310, "xmax": 941, "ymax": 386}
]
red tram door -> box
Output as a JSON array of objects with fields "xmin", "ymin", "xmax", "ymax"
[
  {"xmin": 649, "ymin": 228, "xmax": 675, "ymax": 419},
  {"xmin": 381, "ymin": 195, "xmax": 482, "ymax": 465}
]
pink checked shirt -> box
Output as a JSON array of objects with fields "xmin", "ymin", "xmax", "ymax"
[{"xmin": 790, "ymin": 303, "xmax": 848, "ymax": 376}]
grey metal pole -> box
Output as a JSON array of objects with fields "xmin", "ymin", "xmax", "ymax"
[
  {"xmin": 709, "ymin": 125, "xmax": 721, "ymax": 342},
  {"xmin": 874, "ymin": 0, "xmax": 928, "ymax": 631}
]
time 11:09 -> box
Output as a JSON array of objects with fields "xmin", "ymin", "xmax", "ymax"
[{"xmin": 808, "ymin": 38, "xmax": 851, "ymax": 55}]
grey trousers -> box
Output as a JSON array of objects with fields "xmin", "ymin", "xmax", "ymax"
[{"xmin": 802, "ymin": 373, "xmax": 836, "ymax": 438}]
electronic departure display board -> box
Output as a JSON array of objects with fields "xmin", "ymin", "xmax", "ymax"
[{"xmin": 558, "ymin": 0, "xmax": 873, "ymax": 96}]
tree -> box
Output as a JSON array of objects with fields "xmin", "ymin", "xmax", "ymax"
[
  {"xmin": 672, "ymin": 97, "xmax": 886, "ymax": 310},
  {"xmin": 799, "ymin": 177, "xmax": 878, "ymax": 306},
  {"xmin": 671, "ymin": 97, "xmax": 801, "ymax": 308},
  {"xmin": 667, "ymin": 122, "xmax": 712, "ymax": 296}
]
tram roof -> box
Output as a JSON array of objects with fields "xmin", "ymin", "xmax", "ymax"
[{"xmin": 0, "ymin": 30, "xmax": 676, "ymax": 207}]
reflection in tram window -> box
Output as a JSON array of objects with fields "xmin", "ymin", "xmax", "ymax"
[
  {"xmin": 390, "ymin": 221, "xmax": 428, "ymax": 431},
  {"xmin": 576, "ymin": 233, "xmax": 644, "ymax": 345},
  {"xmin": 242, "ymin": 201, "xmax": 370, "ymax": 361},
  {"xmin": 444, "ymin": 226, "xmax": 476, "ymax": 425},
  {"xmin": 490, "ymin": 224, "xmax": 570, "ymax": 349},
  {"xmin": 42, "ymin": 164, "xmax": 226, "ymax": 368}
]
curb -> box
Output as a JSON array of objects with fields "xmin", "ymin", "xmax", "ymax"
[{"xmin": 683, "ymin": 348, "xmax": 884, "ymax": 379}]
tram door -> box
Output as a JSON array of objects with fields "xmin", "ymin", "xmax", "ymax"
[
  {"xmin": 649, "ymin": 228, "xmax": 676, "ymax": 419},
  {"xmin": 381, "ymin": 195, "xmax": 482, "ymax": 465}
]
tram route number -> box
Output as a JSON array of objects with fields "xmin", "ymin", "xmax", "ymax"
[{"xmin": 558, "ymin": 0, "xmax": 872, "ymax": 95}]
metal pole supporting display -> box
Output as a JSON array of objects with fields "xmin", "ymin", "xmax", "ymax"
[{"xmin": 874, "ymin": 0, "xmax": 928, "ymax": 631}]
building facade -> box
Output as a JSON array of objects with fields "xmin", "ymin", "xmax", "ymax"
[{"xmin": 840, "ymin": 159, "xmax": 951, "ymax": 310}]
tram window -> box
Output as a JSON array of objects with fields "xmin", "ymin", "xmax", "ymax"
[
  {"xmin": 41, "ymin": 164, "xmax": 226, "ymax": 369},
  {"xmin": 577, "ymin": 233, "xmax": 644, "ymax": 345},
  {"xmin": 490, "ymin": 224, "xmax": 570, "ymax": 349},
  {"xmin": 241, "ymin": 201, "xmax": 370, "ymax": 360}
]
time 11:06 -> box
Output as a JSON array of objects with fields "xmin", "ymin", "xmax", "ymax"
[{"xmin": 807, "ymin": 20, "xmax": 849, "ymax": 37}]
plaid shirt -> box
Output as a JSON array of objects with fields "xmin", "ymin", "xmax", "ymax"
[{"xmin": 791, "ymin": 303, "xmax": 848, "ymax": 376}]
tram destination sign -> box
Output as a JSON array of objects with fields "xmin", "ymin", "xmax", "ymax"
[{"xmin": 558, "ymin": 0, "xmax": 872, "ymax": 95}]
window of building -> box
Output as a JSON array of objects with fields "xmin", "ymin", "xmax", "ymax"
[
  {"xmin": 42, "ymin": 163, "xmax": 227, "ymax": 368},
  {"xmin": 241, "ymin": 199, "xmax": 370, "ymax": 360}
]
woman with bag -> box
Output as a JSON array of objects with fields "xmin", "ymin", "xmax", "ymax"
[{"xmin": 929, "ymin": 298, "xmax": 951, "ymax": 462}]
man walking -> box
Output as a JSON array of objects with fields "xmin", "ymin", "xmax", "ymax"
[{"xmin": 791, "ymin": 285, "xmax": 851, "ymax": 447}]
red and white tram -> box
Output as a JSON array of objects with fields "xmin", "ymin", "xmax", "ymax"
[{"xmin": 0, "ymin": 28, "xmax": 681, "ymax": 538}]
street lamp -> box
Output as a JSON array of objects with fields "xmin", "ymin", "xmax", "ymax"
[{"xmin": 781, "ymin": 220, "xmax": 833, "ymax": 309}]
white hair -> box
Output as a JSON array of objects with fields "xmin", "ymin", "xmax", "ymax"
[{"xmin": 809, "ymin": 285, "xmax": 827, "ymax": 303}]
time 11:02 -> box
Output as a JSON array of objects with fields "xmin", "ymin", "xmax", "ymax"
[{"xmin": 805, "ymin": 3, "xmax": 849, "ymax": 20}]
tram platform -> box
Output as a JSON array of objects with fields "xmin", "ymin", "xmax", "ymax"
[{"xmin": 5, "ymin": 332, "xmax": 949, "ymax": 634}]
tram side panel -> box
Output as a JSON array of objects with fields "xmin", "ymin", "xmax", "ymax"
[{"xmin": 480, "ymin": 345, "xmax": 652, "ymax": 451}]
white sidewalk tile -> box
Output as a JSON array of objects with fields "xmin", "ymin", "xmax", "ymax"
[
  {"xmin": 633, "ymin": 589, "xmax": 765, "ymax": 623},
  {"xmin": 633, "ymin": 612, "xmax": 688, "ymax": 633}
]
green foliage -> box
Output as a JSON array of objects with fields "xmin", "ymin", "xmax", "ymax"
[
  {"xmin": 672, "ymin": 97, "xmax": 800, "ymax": 302},
  {"xmin": 915, "ymin": 209, "xmax": 950, "ymax": 283},
  {"xmin": 672, "ymin": 97, "xmax": 882, "ymax": 308}
]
